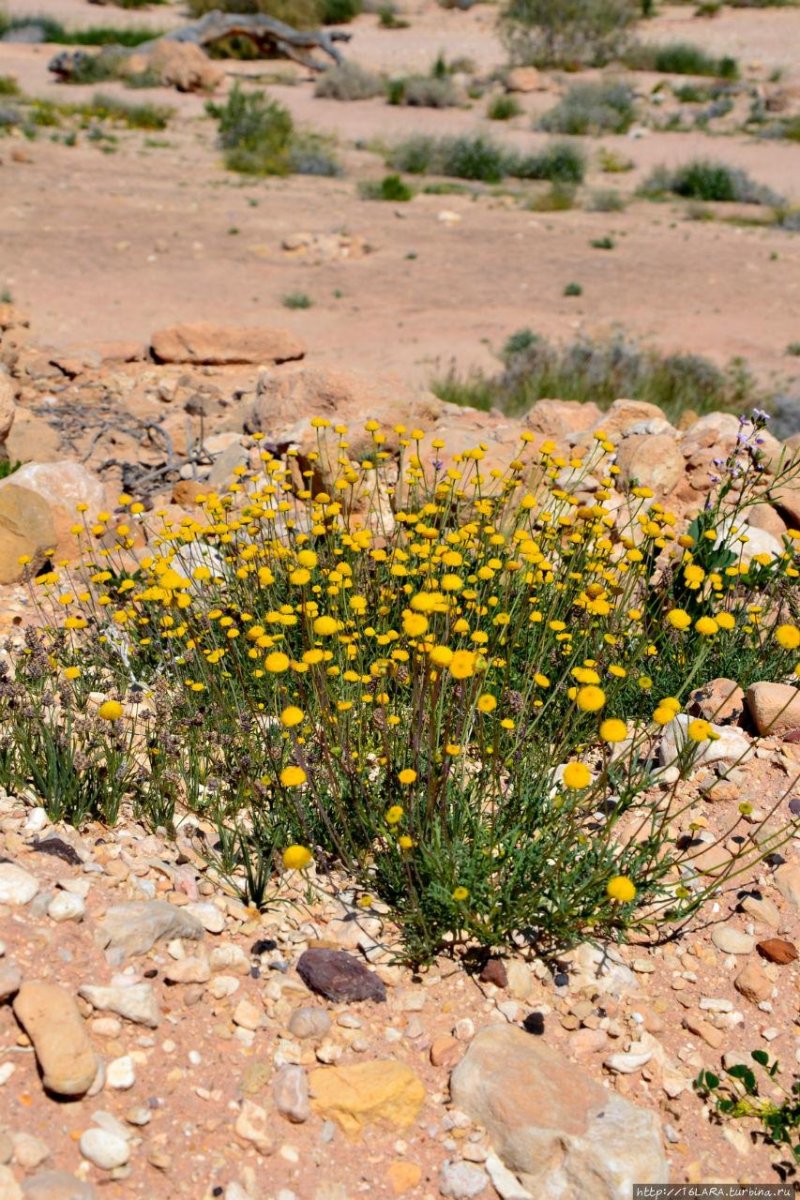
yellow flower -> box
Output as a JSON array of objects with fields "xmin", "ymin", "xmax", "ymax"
[
  {"xmin": 606, "ymin": 875, "xmax": 636, "ymax": 903},
  {"xmin": 402, "ymin": 612, "xmax": 429, "ymax": 638},
  {"xmin": 667, "ymin": 608, "xmax": 691, "ymax": 631},
  {"xmin": 398, "ymin": 768, "xmax": 417, "ymax": 785},
  {"xmin": 652, "ymin": 706, "xmax": 675, "ymax": 726},
  {"xmin": 716, "ymin": 612, "xmax": 735, "ymax": 630},
  {"xmin": 282, "ymin": 845, "xmax": 312, "ymax": 870},
  {"xmin": 476, "ymin": 693, "xmax": 497, "ymax": 714},
  {"xmin": 280, "ymin": 765, "xmax": 307, "ymax": 787},
  {"xmin": 445, "ymin": 743, "xmax": 461, "ymax": 756},
  {"xmin": 452, "ymin": 886, "xmax": 469, "ymax": 902},
  {"xmin": 562, "ymin": 761, "xmax": 591, "ymax": 790},
  {"xmin": 449, "ymin": 650, "xmax": 477, "ymax": 680},
  {"xmin": 695, "ymin": 616, "xmax": 718, "ymax": 636},
  {"xmin": 687, "ymin": 719, "xmax": 711, "ymax": 743},
  {"xmin": 576, "ymin": 685, "xmax": 605, "ymax": 713},
  {"xmin": 296, "ymin": 549, "xmax": 318, "ymax": 569},
  {"xmin": 776, "ymin": 624, "xmax": 800, "ymax": 651},
  {"xmin": 281, "ymin": 706, "xmax": 304, "ymax": 728},
  {"xmin": 313, "ymin": 615, "xmax": 338, "ymax": 636},
  {"xmin": 385, "ymin": 805, "xmax": 404, "ymax": 825},
  {"xmin": 265, "ymin": 652, "xmax": 290, "ymax": 673},
  {"xmin": 429, "ymin": 645, "xmax": 453, "ymax": 668},
  {"xmin": 599, "ymin": 718, "xmax": 627, "ymax": 744},
  {"xmin": 97, "ymin": 699, "xmax": 123, "ymax": 721},
  {"xmin": 63, "ymin": 666, "xmax": 81, "ymax": 681},
  {"xmin": 397, "ymin": 835, "xmax": 414, "ymax": 851}
]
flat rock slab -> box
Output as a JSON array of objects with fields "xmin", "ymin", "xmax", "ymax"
[
  {"xmin": 309, "ymin": 1060, "xmax": 425, "ymax": 1136},
  {"xmin": 94, "ymin": 900, "xmax": 204, "ymax": 965},
  {"xmin": 13, "ymin": 982, "xmax": 98, "ymax": 1097},
  {"xmin": 296, "ymin": 948, "xmax": 386, "ymax": 1004},
  {"xmin": 150, "ymin": 322, "xmax": 305, "ymax": 366},
  {"xmin": 78, "ymin": 983, "xmax": 160, "ymax": 1028},
  {"xmin": 450, "ymin": 1024, "xmax": 668, "ymax": 1199}
]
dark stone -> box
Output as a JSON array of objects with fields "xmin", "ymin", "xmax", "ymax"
[
  {"xmin": 32, "ymin": 836, "xmax": 81, "ymax": 866},
  {"xmin": 553, "ymin": 971, "xmax": 569, "ymax": 988},
  {"xmin": 756, "ymin": 938, "xmax": 798, "ymax": 965},
  {"xmin": 789, "ymin": 797, "xmax": 800, "ymax": 816},
  {"xmin": 522, "ymin": 1011, "xmax": 545, "ymax": 1035},
  {"xmin": 296, "ymin": 948, "xmax": 386, "ymax": 1004},
  {"xmin": 478, "ymin": 957, "xmax": 508, "ymax": 989},
  {"xmin": 250, "ymin": 938, "xmax": 277, "ymax": 957}
]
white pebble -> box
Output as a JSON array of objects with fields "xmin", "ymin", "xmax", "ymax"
[
  {"xmin": 80, "ymin": 1128, "xmax": 130, "ymax": 1170},
  {"xmin": 47, "ymin": 892, "xmax": 86, "ymax": 923},
  {"xmin": 106, "ymin": 1056, "xmax": 136, "ymax": 1090}
]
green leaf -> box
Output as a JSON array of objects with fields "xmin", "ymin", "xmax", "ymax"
[{"xmin": 752, "ymin": 1050, "xmax": 769, "ymax": 1067}]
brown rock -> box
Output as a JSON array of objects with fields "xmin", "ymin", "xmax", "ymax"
[
  {"xmin": 5, "ymin": 412, "xmax": 60, "ymax": 465},
  {"xmin": 594, "ymin": 399, "xmax": 669, "ymax": 440},
  {"xmin": 0, "ymin": 461, "xmax": 106, "ymax": 562},
  {"xmin": 171, "ymin": 479, "xmax": 206, "ymax": 507},
  {"xmin": 386, "ymin": 1161, "xmax": 422, "ymax": 1194},
  {"xmin": 0, "ymin": 372, "xmax": 16, "ymax": 449},
  {"xmin": 683, "ymin": 1015, "xmax": 723, "ymax": 1049},
  {"xmin": 145, "ymin": 41, "xmax": 223, "ymax": 93},
  {"xmin": 614, "ymin": 433, "xmax": 685, "ymax": 497},
  {"xmin": 734, "ymin": 961, "xmax": 772, "ymax": 1003},
  {"xmin": 745, "ymin": 682, "xmax": 800, "ymax": 737},
  {"xmin": 429, "ymin": 1035, "xmax": 463, "ymax": 1069},
  {"xmin": 747, "ymin": 503, "xmax": 787, "ymax": 539},
  {"xmin": 756, "ymin": 937, "xmax": 797, "ymax": 964},
  {"xmin": 150, "ymin": 322, "xmax": 305, "ymax": 366},
  {"xmin": 296, "ymin": 948, "xmax": 386, "ymax": 1003},
  {"xmin": 776, "ymin": 478, "xmax": 800, "ymax": 528},
  {"xmin": 479, "ymin": 957, "xmax": 508, "ymax": 988},
  {"xmin": 689, "ymin": 678, "xmax": 744, "ymax": 725},
  {"xmin": 505, "ymin": 66, "xmax": 545, "ymax": 92},
  {"xmin": 525, "ymin": 399, "xmax": 602, "ymax": 440},
  {"xmin": 13, "ymin": 982, "xmax": 97, "ymax": 1097},
  {"xmin": 0, "ymin": 484, "xmax": 56, "ymax": 584}
]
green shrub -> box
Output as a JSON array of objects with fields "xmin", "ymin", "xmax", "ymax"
[
  {"xmin": 438, "ymin": 135, "xmax": 507, "ymax": 182},
  {"xmin": 0, "ymin": 16, "xmax": 160, "ymax": 47},
  {"xmin": 0, "ymin": 76, "xmax": 19, "ymax": 97},
  {"xmin": 526, "ymin": 182, "xmax": 576, "ymax": 210},
  {"xmin": 640, "ymin": 159, "xmax": 783, "ymax": 206},
  {"xmin": 590, "ymin": 234, "xmax": 615, "ymax": 249},
  {"xmin": 511, "ymin": 139, "xmax": 586, "ymax": 183},
  {"xmin": 563, "ymin": 280, "xmax": 583, "ymax": 296},
  {"xmin": 288, "ymin": 131, "xmax": 340, "ymax": 175},
  {"xmin": 487, "ymin": 94, "xmax": 522, "ymax": 120},
  {"xmin": 626, "ymin": 40, "xmax": 739, "ymax": 78},
  {"xmin": 314, "ymin": 62, "xmax": 384, "ymax": 100},
  {"xmin": 597, "ymin": 146, "xmax": 634, "ymax": 172},
  {"xmin": 433, "ymin": 327, "xmax": 761, "ymax": 425},
  {"xmin": 387, "ymin": 134, "xmax": 436, "ymax": 174},
  {"xmin": 538, "ymin": 80, "xmax": 636, "ymax": 135},
  {"xmin": 86, "ymin": 93, "xmax": 172, "ymax": 129},
  {"xmin": 360, "ymin": 172, "xmax": 414, "ymax": 200},
  {"xmin": 186, "ymin": 0, "xmax": 361, "ymax": 26},
  {"xmin": 499, "ymin": 0, "xmax": 637, "ymax": 68},
  {"xmin": 388, "ymin": 133, "xmax": 585, "ymax": 185},
  {"xmin": 586, "ymin": 187, "xmax": 625, "ymax": 211},
  {"xmin": 282, "ymin": 291, "xmax": 313, "ymax": 308},
  {"xmin": 208, "ymin": 84, "xmax": 294, "ymax": 174},
  {"xmin": 387, "ymin": 74, "xmax": 460, "ymax": 108}
]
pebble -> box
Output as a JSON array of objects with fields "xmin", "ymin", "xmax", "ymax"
[
  {"xmin": 78, "ymin": 983, "xmax": 160, "ymax": 1029},
  {"xmin": 756, "ymin": 938, "xmax": 797, "ymax": 965},
  {"xmin": 439, "ymin": 1159, "xmax": 489, "ymax": 1199},
  {"xmin": 288, "ymin": 1007, "xmax": 331, "ymax": 1041},
  {"xmin": 296, "ymin": 949, "xmax": 386, "ymax": 1004},
  {"xmin": 273, "ymin": 1065, "xmax": 310, "ymax": 1124},
  {"xmin": 164, "ymin": 956, "xmax": 211, "ymax": 985},
  {"xmin": 106, "ymin": 1056, "xmax": 135, "ymax": 1090},
  {"xmin": 46, "ymin": 893, "xmax": 85, "ymax": 923},
  {"xmin": 79, "ymin": 1129, "xmax": 130, "ymax": 1170},
  {"xmin": 0, "ymin": 864, "xmax": 39, "ymax": 906},
  {"xmin": 185, "ymin": 902, "xmax": 226, "ymax": 934},
  {"xmin": 233, "ymin": 999, "xmax": 262, "ymax": 1031},
  {"xmin": 210, "ymin": 975, "xmax": 240, "ymax": 1000},
  {"xmin": 710, "ymin": 926, "xmax": 755, "ymax": 955}
]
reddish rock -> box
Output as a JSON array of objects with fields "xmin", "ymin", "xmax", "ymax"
[
  {"xmin": 756, "ymin": 937, "xmax": 798, "ymax": 965},
  {"xmin": 150, "ymin": 322, "xmax": 305, "ymax": 366},
  {"xmin": 479, "ymin": 957, "xmax": 508, "ymax": 988},
  {"xmin": 296, "ymin": 948, "xmax": 386, "ymax": 1004}
]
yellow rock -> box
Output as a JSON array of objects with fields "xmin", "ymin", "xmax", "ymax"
[
  {"xmin": 387, "ymin": 1161, "xmax": 422, "ymax": 1194},
  {"xmin": 309, "ymin": 1060, "xmax": 425, "ymax": 1137}
]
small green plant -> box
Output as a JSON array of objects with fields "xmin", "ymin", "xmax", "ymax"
[
  {"xmin": 186, "ymin": 0, "xmax": 361, "ymax": 25},
  {"xmin": 590, "ymin": 234, "xmax": 615, "ymax": 249},
  {"xmin": 282, "ymin": 291, "xmax": 313, "ymax": 309},
  {"xmin": 625, "ymin": 40, "xmax": 739, "ymax": 78},
  {"xmin": 487, "ymin": 94, "xmax": 522, "ymax": 121},
  {"xmin": 0, "ymin": 289, "xmax": 12, "ymax": 304},
  {"xmin": 0, "ymin": 75, "xmax": 19, "ymax": 97},
  {"xmin": 564, "ymin": 280, "xmax": 583, "ymax": 296},
  {"xmin": 640, "ymin": 159, "xmax": 783, "ymax": 206},
  {"xmin": 0, "ymin": 16, "xmax": 160, "ymax": 47},
  {"xmin": 538, "ymin": 80, "xmax": 636, "ymax": 136},
  {"xmin": 597, "ymin": 147, "xmax": 634, "ymax": 173},
  {"xmin": 786, "ymin": 342, "xmax": 800, "ymax": 357},
  {"xmin": 85, "ymin": 93, "xmax": 172, "ymax": 130},
  {"xmin": 696, "ymin": 1052, "xmax": 800, "ymax": 1162},
  {"xmin": 0, "ymin": 459, "xmax": 20, "ymax": 480},
  {"xmin": 526, "ymin": 182, "xmax": 576, "ymax": 211},
  {"xmin": 378, "ymin": 4, "xmax": 410, "ymax": 27},
  {"xmin": 207, "ymin": 84, "xmax": 294, "ymax": 175},
  {"xmin": 314, "ymin": 62, "xmax": 384, "ymax": 100},
  {"xmin": 360, "ymin": 173, "xmax": 414, "ymax": 201},
  {"xmin": 499, "ymin": 0, "xmax": 637, "ymax": 69},
  {"xmin": 387, "ymin": 74, "xmax": 460, "ymax": 108},
  {"xmin": 586, "ymin": 187, "xmax": 625, "ymax": 212}
]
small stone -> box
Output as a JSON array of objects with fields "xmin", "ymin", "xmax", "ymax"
[
  {"xmin": 439, "ymin": 1160, "xmax": 488, "ymax": 1199},
  {"xmin": 430, "ymin": 1036, "xmax": 462, "ymax": 1069},
  {"xmin": 504, "ymin": 961, "xmax": 532, "ymax": 1002},
  {"xmin": 12, "ymin": 1134, "xmax": 49, "ymax": 1171},
  {"xmin": 0, "ymin": 1167, "xmax": 22, "ymax": 1200},
  {"xmin": 164, "ymin": 956, "xmax": 210, "ymax": 985},
  {"xmin": 740, "ymin": 895, "xmax": 782, "ymax": 930},
  {"xmin": 387, "ymin": 1161, "xmax": 422, "ymax": 1195},
  {"xmin": 734, "ymin": 962, "xmax": 773, "ymax": 1004},
  {"xmin": 106, "ymin": 1056, "xmax": 135, "ymax": 1090},
  {"xmin": 13, "ymin": 982, "xmax": 97, "ymax": 1097},
  {"xmin": 46, "ymin": 893, "xmax": 85, "ymax": 924},
  {"xmin": 0, "ymin": 964, "xmax": 21, "ymax": 1002},
  {"xmin": 478, "ymin": 958, "xmax": 508, "ymax": 988},
  {"xmin": 297, "ymin": 949, "xmax": 386, "ymax": 1004},
  {"xmin": 209, "ymin": 944, "xmax": 250, "ymax": 975},
  {"xmin": 79, "ymin": 1129, "xmax": 130, "ymax": 1171},
  {"xmin": 274, "ymin": 1065, "xmax": 310, "ymax": 1124},
  {"xmin": 233, "ymin": 999, "xmax": 262, "ymax": 1031},
  {"xmin": 185, "ymin": 902, "xmax": 225, "ymax": 934},
  {"xmin": 711, "ymin": 926, "xmax": 755, "ymax": 955},
  {"xmin": 235, "ymin": 1099, "xmax": 275, "ymax": 1155},
  {"xmin": 78, "ymin": 983, "xmax": 160, "ymax": 1028},
  {"xmin": 774, "ymin": 863, "xmax": 800, "ymax": 908},
  {"xmin": 485, "ymin": 1152, "xmax": 534, "ymax": 1200},
  {"xmin": 683, "ymin": 1016, "xmax": 724, "ymax": 1049},
  {"xmin": 454, "ymin": 1018, "xmax": 475, "ymax": 1042},
  {"xmin": 288, "ymin": 1007, "xmax": 331, "ymax": 1041},
  {"xmin": 756, "ymin": 938, "xmax": 797, "ymax": 965},
  {"xmin": 0, "ymin": 863, "xmax": 38, "ymax": 906},
  {"xmin": 20, "ymin": 1171, "xmax": 97, "ymax": 1200},
  {"xmin": 604, "ymin": 1051, "xmax": 653, "ymax": 1075}
]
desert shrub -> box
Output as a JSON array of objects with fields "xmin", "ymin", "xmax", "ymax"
[
  {"xmin": 586, "ymin": 187, "xmax": 625, "ymax": 211},
  {"xmin": 13, "ymin": 413, "xmax": 799, "ymax": 964},
  {"xmin": 438, "ymin": 134, "xmax": 508, "ymax": 181},
  {"xmin": 0, "ymin": 16, "xmax": 160, "ymax": 46},
  {"xmin": 288, "ymin": 131, "xmax": 340, "ymax": 175},
  {"xmin": 526, "ymin": 182, "xmax": 576, "ymax": 210},
  {"xmin": 511, "ymin": 139, "xmax": 586, "ymax": 183},
  {"xmin": 499, "ymin": 0, "xmax": 637, "ymax": 68},
  {"xmin": 282, "ymin": 291, "xmax": 313, "ymax": 308},
  {"xmin": 538, "ymin": 80, "xmax": 636, "ymax": 135},
  {"xmin": 0, "ymin": 75, "xmax": 19, "ymax": 96},
  {"xmin": 387, "ymin": 74, "xmax": 460, "ymax": 107},
  {"xmin": 360, "ymin": 172, "xmax": 414, "ymax": 200},
  {"xmin": 314, "ymin": 62, "xmax": 384, "ymax": 100},
  {"xmin": 433, "ymin": 327, "xmax": 761, "ymax": 425},
  {"xmin": 208, "ymin": 84, "xmax": 294, "ymax": 174},
  {"xmin": 86, "ymin": 93, "xmax": 172, "ymax": 129},
  {"xmin": 388, "ymin": 133, "xmax": 584, "ymax": 184},
  {"xmin": 598, "ymin": 146, "xmax": 634, "ymax": 172},
  {"xmin": 640, "ymin": 159, "xmax": 783, "ymax": 206},
  {"xmin": 487, "ymin": 94, "xmax": 522, "ymax": 120},
  {"xmin": 563, "ymin": 280, "xmax": 583, "ymax": 295},
  {"xmin": 625, "ymin": 40, "xmax": 739, "ymax": 78},
  {"xmin": 185, "ymin": 0, "xmax": 361, "ymax": 25},
  {"xmin": 387, "ymin": 134, "xmax": 436, "ymax": 174}
]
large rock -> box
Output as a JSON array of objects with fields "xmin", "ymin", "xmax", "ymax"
[
  {"xmin": 776, "ymin": 478, "xmax": 800, "ymax": 528},
  {"xmin": 309, "ymin": 1060, "xmax": 425, "ymax": 1136},
  {"xmin": 593, "ymin": 400, "xmax": 667, "ymax": 441},
  {"xmin": 659, "ymin": 713, "xmax": 752, "ymax": 768},
  {"xmin": 150, "ymin": 323, "xmax": 305, "ymax": 366},
  {"xmin": 746, "ymin": 682, "xmax": 800, "ymax": 737},
  {"xmin": 140, "ymin": 41, "xmax": 223, "ymax": 93},
  {"xmin": 13, "ymin": 982, "xmax": 98, "ymax": 1097},
  {"xmin": 450, "ymin": 1025, "xmax": 668, "ymax": 1198},
  {"xmin": 524, "ymin": 399, "xmax": 602, "ymax": 441},
  {"xmin": 614, "ymin": 433, "xmax": 684, "ymax": 497},
  {"xmin": 0, "ymin": 461, "xmax": 106, "ymax": 561},
  {"xmin": 0, "ymin": 484, "xmax": 56, "ymax": 584}
]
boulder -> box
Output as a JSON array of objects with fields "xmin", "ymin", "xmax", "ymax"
[
  {"xmin": 524, "ymin": 399, "xmax": 602, "ymax": 441},
  {"xmin": 0, "ymin": 484, "xmax": 56, "ymax": 584},
  {"xmin": 450, "ymin": 1024, "xmax": 668, "ymax": 1198},
  {"xmin": 4, "ymin": 411, "xmax": 60, "ymax": 464},
  {"xmin": 688, "ymin": 677, "xmax": 744, "ymax": 725},
  {"xmin": 144, "ymin": 41, "xmax": 223, "ymax": 93},
  {"xmin": 593, "ymin": 400, "xmax": 668, "ymax": 441},
  {"xmin": 0, "ymin": 461, "xmax": 106, "ymax": 560},
  {"xmin": 12, "ymin": 982, "xmax": 98, "ymax": 1097},
  {"xmin": 614, "ymin": 433, "xmax": 684, "ymax": 497},
  {"xmin": 775, "ymin": 478, "xmax": 800, "ymax": 528},
  {"xmin": 745, "ymin": 682, "xmax": 800, "ymax": 737},
  {"xmin": 150, "ymin": 323, "xmax": 305, "ymax": 367},
  {"xmin": 747, "ymin": 503, "xmax": 787, "ymax": 540}
]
